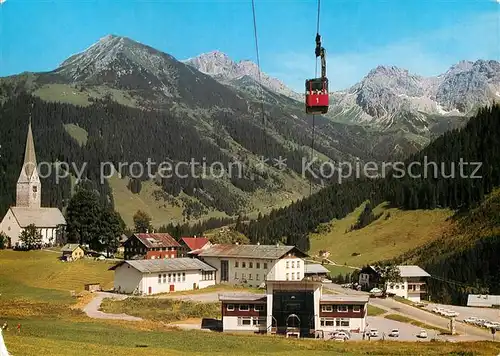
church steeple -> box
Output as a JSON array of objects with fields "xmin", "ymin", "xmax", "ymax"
[{"xmin": 16, "ymin": 115, "xmax": 41, "ymax": 208}]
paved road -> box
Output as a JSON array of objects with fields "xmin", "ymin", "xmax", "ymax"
[
  {"xmin": 83, "ymin": 292, "xmax": 142, "ymax": 321},
  {"xmin": 156, "ymin": 292, "xmax": 223, "ymax": 303},
  {"xmin": 322, "ymin": 283, "xmax": 493, "ymax": 341}
]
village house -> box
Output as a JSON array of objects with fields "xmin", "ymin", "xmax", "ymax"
[
  {"xmin": 386, "ymin": 266, "xmax": 430, "ymax": 302},
  {"xmin": 197, "ymin": 243, "xmax": 307, "ymax": 288},
  {"xmin": 110, "ymin": 258, "xmax": 216, "ymax": 295},
  {"xmin": 117, "ymin": 234, "xmax": 128, "ymax": 254},
  {"xmin": 219, "ymin": 280, "xmax": 369, "ymax": 337},
  {"xmin": 178, "ymin": 236, "xmax": 211, "ymax": 257},
  {"xmin": 123, "ymin": 233, "xmax": 180, "ymax": 260},
  {"xmin": 61, "ymin": 244, "xmax": 85, "ymax": 261},
  {"xmin": 304, "ymin": 263, "xmax": 330, "ymax": 279},
  {"xmin": 0, "ymin": 120, "xmax": 66, "ymax": 247},
  {"xmin": 358, "ymin": 265, "xmax": 430, "ymax": 302}
]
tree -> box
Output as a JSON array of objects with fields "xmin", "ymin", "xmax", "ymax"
[
  {"xmin": 133, "ymin": 210, "xmax": 152, "ymax": 233},
  {"xmin": 99, "ymin": 209, "xmax": 126, "ymax": 257},
  {"xmin": 0, "ymin": 232, "xmax": 9, "ymax": 249},
  {"xmin": 19, "ymin": 224, "xmax": 42, "ymax": 250},
  {"xmin": 66, "ymin": 188, "xmax": 102, "ymax": 245},
  {"xmin": 374, "ymin": 264, "xmax": 402, "ymax": 296}
]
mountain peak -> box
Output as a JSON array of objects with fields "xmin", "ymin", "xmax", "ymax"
[{"xmin": 183, "ymin": 52, "xmax": 302, "ymax": 101}]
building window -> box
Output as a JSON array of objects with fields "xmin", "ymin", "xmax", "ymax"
[
  {"xmin": 297, "ymin": 272, "xmax": 300, "ymax": 279},
  {"xmin": 237, "ymin": 317, "xmax": 252, "ymax": 326},
  {"xmin": 297, "ymin": 260, "xmax": 300, "ymax": 268},
  {"xmin": 168, "ymin": 273, "xmax": 172, "ymax": 282},
  {"xmin": 235, "ymin": 261, "xmax": 239, "ymax": 268},
  {"xmin": 158, "ymin": 274, "xmax": 162, "ymax": 283},
  {"xmin": 292, "ymin": 261, "xmax": 295, "ymax": 268},
  {"xmin": 337, "ymin": 305, "xmax": 348, "ymax": 312},
  {"xmin": 254, "ymin": 304, "xmax": 264, "ymax": 311},
  {"xmin": 242, "ymin": 262, "xmax": 246, "ymax": 268},
  {"xmin": 286, "ymin": 261, "xmax": 289, "ymax": 268},
  {"xmin": 321, "ymin": 305, "xmax": 333, "ymax": 312},
  {"xmin": 249, "ymin": 274, "xmax": 253, "ymax": 280},
  {"xmin": 256, "ymin": 262, "xmax": 260, "ymax": 269},
  {"xmin": 396, "ymin": 285, "xmax": 400, "ymax": 289},
  {"xmin": 239, "ymin": 304, "xmax": 250, "ymax": 311},
  {"xmin": 227, "ymin": 304, "xmax": 234, "ymax": 311},
  {"xmin": 340, "ymin": 318, "xmax": 350, "ymax": 327},
  {"xmin": 291, "ymin": 272, "xmax": 295, "ymax": 280},
  {"xmin": 235, "ymin": 272, "xmax": 238, "ymax": 279},
  {"xmin": 353, "ymin": 305, "xmax": 361, "ymax": 312},
  {"xmin": 249, "ymin": 262, "xmax": 253, "ymax": 268},
  {"xmin": 163, "ymin": 274, "xmax": 166, "ymax": 283},
  {"xmin": 286, "ymin": 273, "xmax": 289, "ymax": 280},
  {"xmin": 320, "ymin": 318, "xmax": 335, "ymax": 327},
  {"xmin": 242, "ymin": 273, "xmax": 246, "ymax": 279},
  {"xmin": 33, "ymin": 186, "xmax": 37, "ymax": 192},
  {"xmin": 263, "ymin": 263, "xmax": 268, "ymax": 269},
  {"xmin": 182, "ymin": 273, "xmax": 185, "ymax": 282},
  {"xmin": 177, "ymin": 273, "xmax": 181, "ymax": 282},
  {"xmin": 256, "ymin": 274, "xmax": 259, "ymax": 280}
]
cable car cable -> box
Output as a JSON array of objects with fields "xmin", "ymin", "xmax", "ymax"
[
  {"xmin": 251, "ymin": 0, "xmax": 267, "ymax": 156},
  {"xmin": 309, "ymin": 0, "xmax": 321, "ymax": 196}
]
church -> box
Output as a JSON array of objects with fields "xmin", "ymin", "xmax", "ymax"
[{"xmin": 0, "ymin": 120, "xmax": 66, "ymax": 248}]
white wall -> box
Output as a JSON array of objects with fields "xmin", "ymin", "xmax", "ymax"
[
  {"xmin": 0, "ymin": 209, "xmax": 21, "ymax": 246},
  {"xmin": 114, "ymin": 263, "xmax": 143, "ymax": 293},
  {"xmin": 268, "ymin": 258, "xmax": 304, "ymax": 281},
  {"xmin": 113, "ymin": 264, "xmax": 215, "ymax": 295},
  {"xmin": 318, "ymin": 317, "xmax": 365, "ymax": 333},
  {"xmin": 200, "ymin": 256, "xmax": 305, "ymax": 287},
  {"xmin": 223, "ymin": 316, "xmax": 266, "ymax": 332}
]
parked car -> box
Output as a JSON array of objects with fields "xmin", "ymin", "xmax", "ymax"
[
  {"xmin": 463, "ymin": 316, "xmax": 478, "ymax": 324},
  {"xmin": 332, "ymin": 331, "xmax": 350, "ymax": 340},
  {"xmin": 416, "ymin": 330, "xmax": 428, "ymax": 338},
  {"xmin": 369, "ymin": 329, "xmax": 379, "ymax": 337},
  {"xmin": 388, "ymin": 329, "xmax": 399, "ymax": 337},
  {"xmin": 369, "ymin": 288, "xmax": 382, "ymax": 294}
]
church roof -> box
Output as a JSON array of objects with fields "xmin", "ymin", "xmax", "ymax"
[
  {"xmin": 10, "ymin": 207, "xmax": 66, "ymax": 228},
  {"xmin": 19, "ymin": 120, "xmax": 38, "ymax": 181}
]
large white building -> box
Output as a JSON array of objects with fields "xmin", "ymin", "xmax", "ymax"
[
  {"xmin": 219, "ymin": 280, "xmax": 369, "ymax": 337},
  {"xmin": 197, "ymin": 244, "xmax": 307, "ymax": 287},
  {"xmin": 0, "ymin": 120, "xmax": 66, "ymax": 247},
  {"xmin": 386, "ymin": 265, "xmax": 430, "ymax": 302},
  {"xmin": 110, "ymin": 258, "xmax": 216, "ymax": 295}
]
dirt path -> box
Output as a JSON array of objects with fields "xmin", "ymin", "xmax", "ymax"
[{"xmin": 83, "ymin": 292, "xmax": 142, "ymax": 321}]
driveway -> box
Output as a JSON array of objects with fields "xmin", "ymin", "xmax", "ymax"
[{"xmin": 83, "ymin": 292, "xmax": 142, "ymax": 321}]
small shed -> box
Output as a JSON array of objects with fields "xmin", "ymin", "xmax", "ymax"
[
  {"xmin": 84, "ymin": 283, "xmax": 101, "ymax": 293},
  {"xmin": 61, "ymin": 244, "xmax": 85, "ymax": 261}
]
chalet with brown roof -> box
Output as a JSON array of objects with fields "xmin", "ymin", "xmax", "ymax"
[{"xmin": 123, "ymin": 233, "xmax": 181, "ymax": 260}]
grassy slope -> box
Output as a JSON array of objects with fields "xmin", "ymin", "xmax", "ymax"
[
  {"xmin": 398, "ymin": 188, "xmax": 500, "ymax": 265},
  {"xmin": 0, "ymin": 250, "xmax": 497, "ymax": 355},
  {"xmin": 309, "ymin": 202, "xmax": 454, "ymax": 267}
]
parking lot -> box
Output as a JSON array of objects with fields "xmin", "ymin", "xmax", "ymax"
[
  {"xmin": 425, "ymin": 302, "xmax": 500, "ymax": 323},
  {"xmin": 353, "ymin": 316, "xmax": 435, "ymax": 342}
]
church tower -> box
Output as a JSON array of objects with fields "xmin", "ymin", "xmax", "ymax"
[{"xmin": 16, "ymin": 119, "xmax": 41, "ymax": 208}]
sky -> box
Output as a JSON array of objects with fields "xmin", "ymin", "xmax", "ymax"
[{"xmin": 0, "ymin": 0, "xmax": 499, "ymax": 91}]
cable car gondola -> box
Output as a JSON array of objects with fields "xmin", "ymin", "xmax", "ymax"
[{"xmin": 305, "ymin": 33, "xmax": 329, "ymax": 115}]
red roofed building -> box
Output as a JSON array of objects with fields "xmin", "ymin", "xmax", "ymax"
[
  {"xmin": 123, "ymin": 233, "xmax": 181, "ymax": 260},
  {"xmin": 179, "ymin": 236, "xmax": 211, "ymax": 257}
]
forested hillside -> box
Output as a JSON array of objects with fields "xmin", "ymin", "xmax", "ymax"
[
  {"xmin": 389, "ymin": 189, "xmax": 500, "ymax": 305},
  {"xmin": 239, "ymin": 104, "xmax": 500, "ymax": 250}
]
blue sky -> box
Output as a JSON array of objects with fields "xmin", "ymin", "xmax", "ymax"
[{"xmin": 0, "ymin": 0, "xmax": 499, "ymax": 91}]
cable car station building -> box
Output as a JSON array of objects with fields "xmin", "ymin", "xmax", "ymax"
[{"xmin": 219, "ymin": 279, "xmax": 369, "ymax": 337}]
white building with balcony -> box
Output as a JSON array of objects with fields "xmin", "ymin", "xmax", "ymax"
[{"xmin": 386, "ymin": 265, "xmax": 430, "ymax": 302}]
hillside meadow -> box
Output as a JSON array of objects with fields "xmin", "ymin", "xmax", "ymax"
[{"xmin": 0, "ymin": 250, "xmax": 498, "ymax": 355}]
